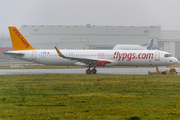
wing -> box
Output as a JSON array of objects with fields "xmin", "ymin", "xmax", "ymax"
[{"xmin": 54, "ymin": 46, "xmax": 111, "ymax": 67}]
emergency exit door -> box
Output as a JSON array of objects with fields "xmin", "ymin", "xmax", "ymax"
[{"xmin": 32, "ymin": 51, "xmax": 37, "ymax": 60}]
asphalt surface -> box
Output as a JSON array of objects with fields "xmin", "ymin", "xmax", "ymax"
[{"xmin": 0, "ymin": 67, "xmax": 180, "ymax": 75}]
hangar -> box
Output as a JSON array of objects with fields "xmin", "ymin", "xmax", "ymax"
[
  {"xmin": 158, "ymin": 30, "xmax": 180, "ymax": 59},
  {"xmin": 0, "ymin": 34, "xmax": 13, "ymax": 61},
  {"xmin": 19, "ymin": 25, "xmax": 160, "ymax": 50}
]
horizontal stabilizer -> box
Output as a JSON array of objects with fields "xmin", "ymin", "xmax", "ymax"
[{"xmin": 4, "ymin": 52, "xmax": 24, "ymax": 57}]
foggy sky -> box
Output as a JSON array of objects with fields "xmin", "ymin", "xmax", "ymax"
[{"xmin": 1, "ymin": 0, "xmax": 180, "ymax": 34}]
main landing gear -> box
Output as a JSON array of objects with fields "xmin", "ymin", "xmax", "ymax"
[{"xmin": 86, "ymin": 67, "xmax": 97, "ymax": 74}]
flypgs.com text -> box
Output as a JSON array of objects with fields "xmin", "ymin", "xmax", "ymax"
[{"xmin": 113, "ymin": 51, "xmax": 154, "ymax": 61}]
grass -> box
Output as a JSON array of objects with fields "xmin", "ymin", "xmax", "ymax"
[{"xmin": 1, "ymin": 74, "xmax": 180, "ymax": 119}]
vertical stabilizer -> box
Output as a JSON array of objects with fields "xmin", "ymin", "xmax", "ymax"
[
  {"xmin": 8, "ymin": 26, "xmax": 37, "ymax": 51},
  {"xmin": 146, "ymin": 39, "xmax": 154, "ymax": 50}
]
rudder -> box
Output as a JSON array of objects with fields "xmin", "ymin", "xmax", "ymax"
[{"xmin": 8, "ymin": 26, "xmax": 37, "ymax": 51}]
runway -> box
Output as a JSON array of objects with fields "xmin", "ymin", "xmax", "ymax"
[{"xmin": 0, "ymin": 67, "xmax": 180, "ymax": 75}]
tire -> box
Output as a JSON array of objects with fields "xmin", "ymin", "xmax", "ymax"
[
  {"xmin": 86, "ymin": 69, "xmax": 91, "ymax": 74},
  {"xmin": 92, "ymin": 69, "xmax": 97, "ymax": 74}
]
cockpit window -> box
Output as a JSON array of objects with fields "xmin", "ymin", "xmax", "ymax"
[{"xmin": 164, "ymin": 54, "xmax": 173, "ymax": 57}]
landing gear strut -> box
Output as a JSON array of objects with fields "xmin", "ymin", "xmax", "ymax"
[{"xmin": 156, "ymin": 67, "xmax": 159, "ymax": 71}]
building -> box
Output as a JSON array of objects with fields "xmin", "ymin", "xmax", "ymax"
[
  {"xmin": 159, "ymin": 30, "xmax": 180, "ymax": 59},
  {"xmin": 0, "ymin": 33, "xmax": 12, "ymax": 48},
  {"xmin": 19, "ymin": 25, "xmax": 160, "ymax": 50},
  {"xmin": 0, "ymin": 33, "xmax": 13, "ymax": 61}
]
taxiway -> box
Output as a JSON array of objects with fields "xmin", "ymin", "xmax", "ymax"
[{"xmin": 0, "ymin": 67, "xmax": 179, "ymax": 75}]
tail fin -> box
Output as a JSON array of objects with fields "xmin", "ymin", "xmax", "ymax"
[
  {"xmin": 8, "ymin": 26, "xmax": 37, "ymax": 51},
  {"xmin": 146, "ymin": 39, "xmax": 154, "ymax": 50}
]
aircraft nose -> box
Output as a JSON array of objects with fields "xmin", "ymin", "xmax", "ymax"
[{"xmin": 172, "ymin": 57, "xmax": 178, "ymax": 64}]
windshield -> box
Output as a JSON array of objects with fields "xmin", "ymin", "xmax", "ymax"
[{"xmin": 164, "ymin": 54, "xmax": 173, "ymax": 57}]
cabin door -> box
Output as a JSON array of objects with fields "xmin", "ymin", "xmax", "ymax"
[
  {"xmin": 69, "ymin": 52, "xmax": 73, "ymax": 57},
  {"xmin": 155, "ymin": 52, "xmax": 160, "ymax": 61}
]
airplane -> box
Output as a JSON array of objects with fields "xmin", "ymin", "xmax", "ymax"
[
  {"xmin": 113, "ymin": 39, "xmax": 154, "ymax": 50},
  {"xmin": 5, "ymin": 26, "xmax": 178, "ymax": 74},
  {"xmin": 146, "ymin": 39, "xmax": 154, "ymax": 50}
]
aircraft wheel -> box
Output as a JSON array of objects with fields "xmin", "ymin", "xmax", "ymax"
[
  {"xmin": 86, "ymin": 69, "xmax": 91, "ymax": 74},
  {"xmin": 92, "ymin": 69, "xmax": 97, "ymax": 74}
]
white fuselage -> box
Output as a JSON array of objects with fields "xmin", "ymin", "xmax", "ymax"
[{"xmin": 7, "ymin": 49, "xmax": 178, "ymax": 67}]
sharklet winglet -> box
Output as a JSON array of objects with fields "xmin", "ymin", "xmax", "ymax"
[{"xmin": 54, "ymin": 46, "xmax": 66, "ymax": 58}]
